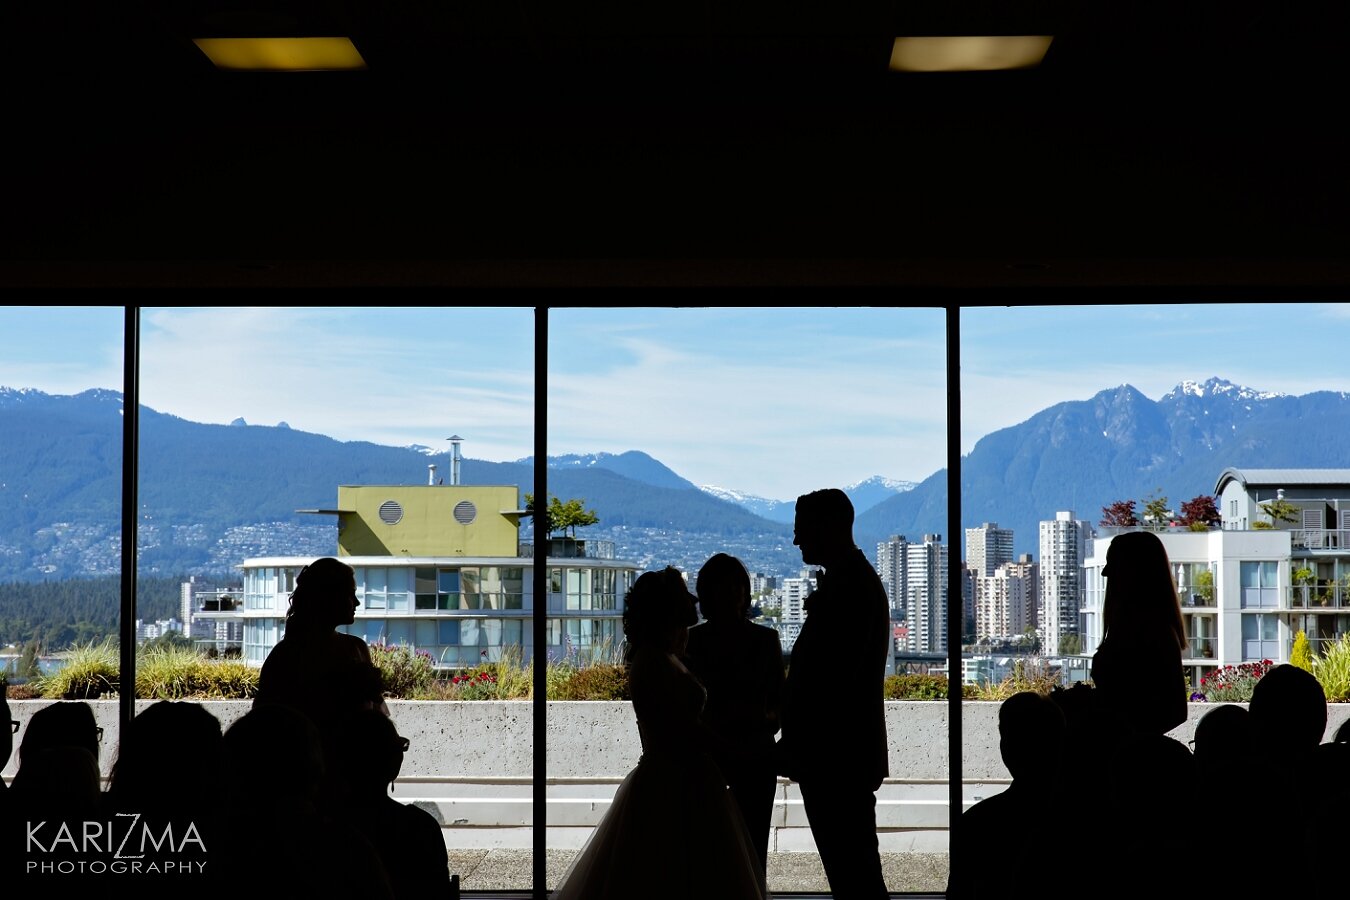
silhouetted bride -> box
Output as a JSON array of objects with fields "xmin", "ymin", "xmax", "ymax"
[{"xmin": 552, "ymin": 567, "xmax": 768, "ymax": 900}]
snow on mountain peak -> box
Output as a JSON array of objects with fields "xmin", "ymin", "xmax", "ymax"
[{"xmin": 1163, "ymin": 377, "xmax": 1286, "ymax": 403}]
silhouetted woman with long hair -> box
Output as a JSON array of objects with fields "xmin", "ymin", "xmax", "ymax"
[
  {"xmin": 685, "ymin": 553, "xmax": 783, "ymax": 875},
  {"xmin": 255, "ymin": 557, "xmax": 387, "ymax": 733},
  {"xmin": 1087, "ymin": 531, "xmax": 1192, "ymax": 897},
  {"xmin": 1091, "ymin": 530, "xmax": 1187, "ymax": 736}
]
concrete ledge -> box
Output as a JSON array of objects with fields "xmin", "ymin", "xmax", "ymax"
[{"xmin": 448, "ymin": 849, "xmax": 951, "ymax": 893}]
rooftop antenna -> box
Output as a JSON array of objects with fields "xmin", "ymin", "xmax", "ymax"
[
  {"xmin": 448, "ymin": 435, "xmax": 464, "ymax": 486},
  {"xmin": 428, "ymin": 463, "xmax": 437, "ymax": 486}
]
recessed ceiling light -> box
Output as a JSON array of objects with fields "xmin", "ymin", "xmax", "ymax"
[
  {"xmin": 192, "ymin": 37, "xmax": 367, "ymax": 71},
  {"xmin": 889, "ymin": 36, "xmax": 1053, "ymax": 73}
]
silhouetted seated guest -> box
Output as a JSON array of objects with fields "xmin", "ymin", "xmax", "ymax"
[
  {"xmin": 255, "ymin": 557, "xmax": 388, "ymax": 734},
  {"xmin": 105, "ymin": 701, "xmax": 223, "ymax": 895},
  {"xmin": 947, "ymin": 691, "xmax": 1069, "ymax": 900},
  {"xmin": 685, "ymin": 552, "xmax": 784, "ymax": 875},
  {"xmin": 1337, "ymin": 718, "xmax": 1350, "ymax": 743},
  {"xmin": 326, "ymin": 709, "xmax": 454, "ymax": 899},
  {"xmin": 1189, "ymin": 703, "xmax": 1255, "ymax": 898},
  {"xmin": 1249, "ymin": 664, "xmax": 1330, "ymax": 897},
  {"xmin": 6, "ymin": 702, "xmax": 104, "ymax": 886},
  {"xmin": 215, "ymin": 704, "xmax": 395, "ymax": 899}
]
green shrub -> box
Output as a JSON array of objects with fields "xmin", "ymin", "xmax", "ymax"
[
  {"xmin": 369, "ymin": 642, "xmax": 438, "ymax": 699},
  {"xmin": 136, "ymin": 645, "xmax": 209, "ymax": 698},
  {"xmin": 35, "ymin": 640, "xmax": 119, "ymax": 699},
  {"xmin": 1311, "ymin": 635, "xmax": 1350, "ymax": 702},
  {"xmin": 134, "ymin": 645, "xmax": 260, "ymax": 699},
  {"xmin": 884, "ymin": 674, "xmax": 953, "ymax": 700},
  {"xmin": 553, "ymin": 662, "xmax": 629, "ymax": 700},
  {"xmin": 1291, "ymin": 630, "xmax": 1314, "ymax": 673}
]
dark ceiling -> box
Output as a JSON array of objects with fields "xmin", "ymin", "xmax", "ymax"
[{"xmin": 6, "ymin": 0, "xmax": 1350, "ymax": 288}]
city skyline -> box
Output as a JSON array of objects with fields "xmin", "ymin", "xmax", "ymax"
[{"xmin": 4, "ymin": 304, "xmax": 1349, "ymax": 502}]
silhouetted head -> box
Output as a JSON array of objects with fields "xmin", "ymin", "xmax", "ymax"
[
  {"xmin": 11, "ymin": 745, "xmax": 101, "ymax": 812},
  {"xmin": 622, "ymin": 567, "xmax": 698, "ymax": 660},
  {"xmin": 1191, "ymin": 703, "xmax": 1251, "ymax": 765},
  {"xmin": 109, "ymin": 701, "xmax": 223, "ymax": 808},
  {"xmin": 223, "ymin": 704, "xmax": 326, "ymax": 802},
  {"xmin": 20, "ymin": 701, "xmax": 100, "ymax": 766},
  {"xmin": 329, "ymin": 707, "xmax": 407, "ymax": 795},
  {"xmin": 998, "ymin": 691, "xmax": 1066, "ymax": 782},
  {"xmin": 696, "ymin": 553, "xmax": 752, "ymax": 623},
  {"xmin": 1249, "ymin": 664, "xmax": 1326, "ymax": 754},
  {"xmin": 287, "ymin": 557, "xmax": 359, "ymax": 630},
  {"xmin": 1102, "ymin": 531, "xmax": 1185, "ymax": 650},
  {"xmin": 794, "ymin": 488, "xmax": 855, "ymax": 565}
]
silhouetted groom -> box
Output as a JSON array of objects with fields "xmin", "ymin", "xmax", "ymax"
[{"xmin": 777, "ymin": 488, "xmax": 891, "ymax": 900}]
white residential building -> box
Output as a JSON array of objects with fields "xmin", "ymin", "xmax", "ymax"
[
  {"xmin": 239, "ymin": 483, "xmax": 640, "ymax": 668},
  {"xmin": 976, "ymin": 555, "xmax": 1037, "ymax": 643},
  {"xmin": 1083, "ymin": 467, "xmax": 1350, "ymax": 689},
  {"xmin": 778, "ymin": 571, "xmax": 817, "ymax": 625},
  {"xmin": 903, "ymin": 534, "xmax": 948, "ymax": 654},
  {"xmin": 965, "ymin": 522, "xmax": 1014, "ymax": 577},
  {"xmin": 1039, "ymin": 510, "xmax": 1094, "ymax": 655}
]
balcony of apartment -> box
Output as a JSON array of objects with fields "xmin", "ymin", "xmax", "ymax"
[
  {"xmin": 1178, "ymin": 591, "xmax": 1216, "ymax": 610},
  {"xmin": 1288, "ymin": 583, "xmax": 1350, "ymax": 610},
  {"xmin": 1291, "ymin": 528, "xmax": 1350, "ymax": 551},
  {"xmin": 1184, "ymin": 636, "xmax": 1217, "ymax": 660},
  {"xmin": 194, "ymin": 597, "xmax": 242, "ymax": 617},
  {"xmin": 518, "ymin": 538, "xmax": 616, "ymax": 560}
]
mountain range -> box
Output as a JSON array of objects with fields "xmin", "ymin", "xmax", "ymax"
[
  {"xmin": 3, "ymin": 376, "xmax": 1349, "ymax": 580},
  {"xmin": 859, "ymin": 376, "xmax": 1350, "ymax": 556}
]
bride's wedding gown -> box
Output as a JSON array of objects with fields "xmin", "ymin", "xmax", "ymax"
[{"xmin": 552, "ymin": 651, "xmax": 769, "ymax": 900}]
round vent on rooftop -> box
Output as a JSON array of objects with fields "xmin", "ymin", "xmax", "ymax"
[
  {"xmin": 378, "ymin": 500, "xmax": 404, "ymax": 525},
  {"xmin": 453, "ymin": 500, "xmax": 477, "ymax": 525}
]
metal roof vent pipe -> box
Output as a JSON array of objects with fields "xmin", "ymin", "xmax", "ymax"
[
  {"xmin": 448, "ymin": 435, "xmax": 464, "ymax": 486},
  {"xmin": 428, "ymin": 463, "xmax": 437, "ymax": 486}
]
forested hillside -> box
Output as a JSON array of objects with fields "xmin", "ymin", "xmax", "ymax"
[{"xmin": 0, "ymin": 576, "xmax": 182, "ymax": 649}]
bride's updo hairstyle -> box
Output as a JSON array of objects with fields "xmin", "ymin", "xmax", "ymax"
[
  {"xmin": 622, "ymin": 566, "xmax": 698, "ymax": 659},
  {"xmin": 286, "ymin": 556, "xmax": 356, "ymax": 629}
]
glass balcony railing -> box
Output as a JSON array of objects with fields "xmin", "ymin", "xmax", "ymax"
[
  {"xmin": 1179, "ymin": 591, "xmax": 1216, "ymax": 608},
  {"xmin": 519, "ymin": 538, "xmax": 616, "ymax": 559},
  {"xmin": 1291, "ymin": 528, "xmax": 1350, "ymax": 550},
  {"xmin": 1185, "ymin": 637, "xmax": 1217, "ymax": 659},
  {"xmin": 1289, "ymin": 585, "xmax": 1350, "ymax": 609}
]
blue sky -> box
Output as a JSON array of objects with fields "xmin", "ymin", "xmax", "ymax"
[{"xmin": 3, "ymin": 303, "xmax": 1350, "ymax": 501}]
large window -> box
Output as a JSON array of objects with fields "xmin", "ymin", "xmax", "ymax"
[
  {"xmin": 25, "ymin": 302, "xmax": 1350, "ymax": 898},
  {"xmin": 548, "ymin": 306, "xmax": 949, "ymax": 894}
]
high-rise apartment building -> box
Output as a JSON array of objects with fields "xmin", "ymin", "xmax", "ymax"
[
  {"xmin": 903, "ymin": 534, "xmax": 948, "ymax": 653},
  {"xmin": 965, "ymin": 522, "xmax": 1014, "ymax": 646},
  {"xmin": 975, "ymin": 554, "xmax": 1038, "ymax": 643},
  {"xmin": 876, "ymin": 535, "xmax": 911, "ymax": 615},
  {"xmin": 965, "ymin": 523, "xmax": 1014, "ymax": 578},
  {"xmin": 778, "ymin": 570, "xmax": 817, "ymax": 624},
  {"xmin": 1039, "ymin": 510, "xmax": 1094, "ymax": 655}
]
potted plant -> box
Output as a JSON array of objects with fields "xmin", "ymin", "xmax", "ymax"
[{"xmin": 1293, "ymin": 567, "xmax": 1316, "ymax": 608}]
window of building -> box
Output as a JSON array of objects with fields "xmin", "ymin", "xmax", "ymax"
[
  {"xmin": 1241, "ymin": 561, "xmax": 1280, "ymax": 609},
  {"xmin": 1242, "ymin": 613, "xmax": 1280, "ymax": 661}
]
